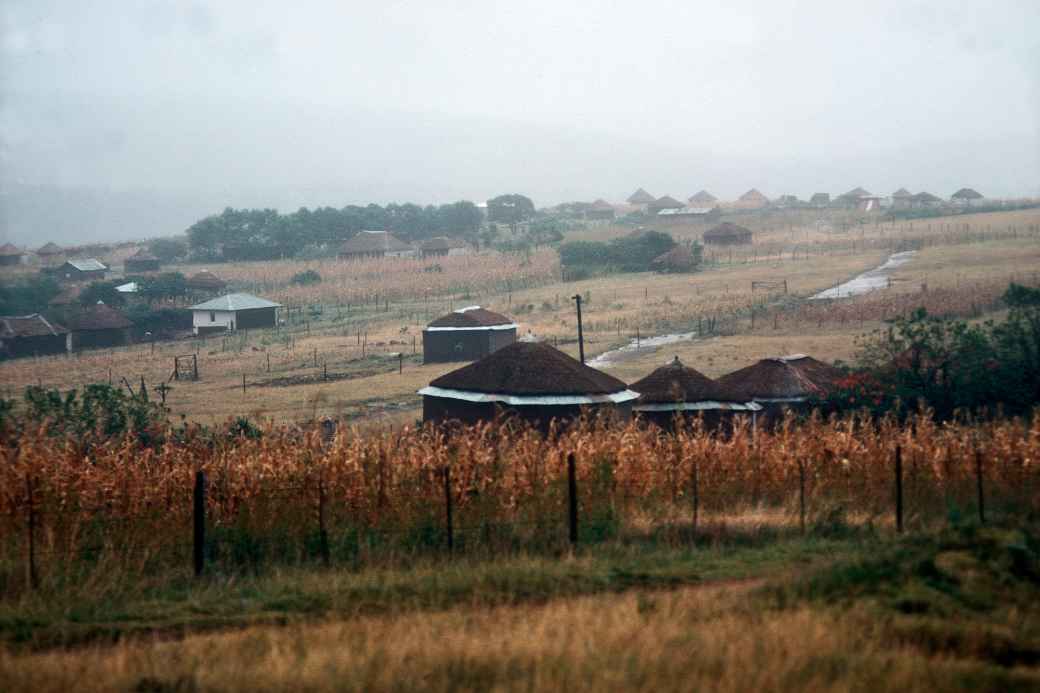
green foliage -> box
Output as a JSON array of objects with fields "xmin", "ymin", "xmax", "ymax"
[
  {"xmin": 136, "ymin": 272, "xmax": 188, "ymax": 302},
  {"xmin": 0, "ymin": 276, "xmax": 61, "ymax": 315},
  {"xmin": 817, "ymin": 298, "xmax": 1040, "ymax": 420},
  {"xmin": 148, "ymin": 237, "xmax": 188, "ymax": 263},
  {"xmin": 1004, "ymin": 283, "xmax": 1040, "ymax": 307},
  {"xmin": 486, "ymin": 194, "xmax": 535, "ymax": 227},
  {"xmin": 290, "ymin": 270, "xmax": 322, "ymax": 286},
  {"xmin": 19, "ymin": 383, "xmax": 165, "ymax": 441},
  {"xmin": 559, "ymin": 230, "xmax": 679, "ymax": 275},
  {"xmin": 123, "ymin": 305, "xmax": 192, "ymax": 338},
  {"xmin": 79, "ymin": 280, "xmax": 126, "ymax": 307},
  {"xmin": 186, "ymin": 201, "xmax": 484, "ymax": 259}
]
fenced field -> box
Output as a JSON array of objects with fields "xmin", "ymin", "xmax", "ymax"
[{"xmin": 3, "ymin": 413, "xmax": 1037, "ymax": 593}]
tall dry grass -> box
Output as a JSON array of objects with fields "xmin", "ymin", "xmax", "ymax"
[{"xmin": 2, "ymin": 413, "xmax": 1037, "ymax": 591}]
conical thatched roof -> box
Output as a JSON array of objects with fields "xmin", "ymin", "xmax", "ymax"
[
  {"xmin": 0, "ymin": 243, "xmax": 22, "ymax": 257},
  {"xmin": 61, "ymin": 304, "xmax": 133, "ymax": 331},
  {"xmin": 591, "ymin": 198, "xmax": 614, "ymax": 210},
  {"xmin": 627, "ymin": 188, "xmax": 655, "ymax": 204},
  {"xmin": 428, "ymin": 342, "xmax": 629, "ymax": 396},
  {"xmin": 631, "ymin": 357, "xmax": 741, "ymax": 404},
  {"xmin": 912, "ymin": 192, "xmax": 942, "ymax": 203},
  {"xmin": 689, "ymin": 190, "xmax": 717, "ymax": 205},
  {"xmin": 842, "ymin": 187, "xmax": 871, "ymax": 198},
  {"xmin": 739, "ymin": 188, "xmax": 769, "ymax": 202},
  {"xmin": 427, "ymin": 306, "xmax": 514, "ymax": 329},
  {"xmin": 186, "ymin": 270, "xmax": 227, "ymax": 290},
  {"xmin": 951, "ymin": 187, "xmax": 983, "ymax": 199},
  {"xmin": 716, "ymin": 354, "xmax": 841, "ymax": 401},
  {"xmin": 37, "ymin": 242, "xmax": 63, "ymax": 255},
  {"xmin": 340, "ymin": 230, "xmax": 412, "ymax": 254},
  {"xmin": 892, "ymin": 188, "xmax": 912, "ymax": 198}
]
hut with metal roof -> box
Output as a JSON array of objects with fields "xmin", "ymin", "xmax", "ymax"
[
  {"xmin": 186, "ymin": 270, "xmax": 227, "ymax": 294},
  {"xmin": 423, "ymin": 306, "xmax": 517, "ymax": 363},
  {"xmin": 189, "ymin": 293, "xmax": 281, "ymax": 335},
  {"xmin": 0, "ymin": 243, "xmax": 23, "ymax": 267},
  {"xmin": 419, "ymin": 342, "xmax": 638, "ymax": 429},
  {"xmin": 338, "ymin": 230, "xmax": 415, "ymax": 260},
  {"xmin": 56, "ymin": 258, "xmax": 107, "ymax": 282},
  {"xmin": 631, "ymin": 356, "xmax": 760, "ymax": 430},
  {"xmin": 648, "ymin": 195, "xmax": 685, "ymax": 216},
  {"xmin": 703, "ymin": 222, "xmax": 752, "ymax": 245},
  {"xmin": 715, "ymin": 354, "xmax": 842, "ymax": 424},
  {"xmin": 0, "ymin": 314, "xmax": 69, "ymax": 359},
  {"xmin": 62, "ymin": 303, "xmax": 134, "ymax": 350},
  {"xmin": 124, "ymin": 248, "xmax": 161, "ymax": 273},
  {"xmin": 37, "ymin": 242, "xmax": 64, "ymax": 266}
]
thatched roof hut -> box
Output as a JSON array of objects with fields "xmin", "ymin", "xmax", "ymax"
[
  {"xmin": 419, "ymin": 342, "xmax": 637, "ymax": 429},
  {"xmin": 688, "ymin": 190, "xmax": 717, "ymax": 206},
  {"xmin": 339, "ymin": 231, "xmax": 415, "ymax": 259},
  {"xmin": 423, "ymin": 306, "xmax": 517, "ymax": 362},
  {"xmin": 124, "ymin": 248, "xmax": 160, "ymax": 273},
  {"xmin": 0, "ymin": 314, "xmax": 69, "ymax": 358},
  {"xmin": 631, "ymin": 357, "xmax": 760, "ymax": 429},
  {"xmin": 649, "ymin": 195, "xmax": 684, "ymax": 215},
  {"xmin": 186, "ymin": 270, "xmax": 227, "ymax": 292},
  {"xmin": 650, "ymin": 245, "xmax": 697, "ymax": 273},
  {"xmin": 716, "ymin": 354, "xmax": 841, "ymax": 403},
  {"xmin": 703, "ymin": 222, "xmax": 752, "ymax": 245},
  {"xmin": 737, "ymin": 189, "xmax": 769, "ymax": 208},
  {"xmin": 627, "ymin": 188, "xmax": 655, "ymax": 205}
]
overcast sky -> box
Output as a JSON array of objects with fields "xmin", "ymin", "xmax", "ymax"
[{"xmin": 2, "ymin": 1, "xmax": 1039, "ymax": 241}]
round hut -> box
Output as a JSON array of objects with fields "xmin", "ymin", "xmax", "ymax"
[
  {"xmin": 37, "ymin": 242, "xmax": 64, "ymax": 266},
  {"xmin": 715, "ymin": 354, "xmax": 842, "ymax": 425},
  {"xmin": 186, "ymin": 270, "xmax": 227, "ymax": 294},
  {"xmin": 419, "ymin": 342, "xmax": 638, "ymax": 429},
  {"xmin": 0, "ymin": 243, "xmax": 23, "ymax": 267},
  {"xmin": 124, "ymin": 248, "xmax": 161, "ymax": 273},
  {"xmin": 631, "ymin": 356, "xmax": 760, "ymax": 430},
  {"xmin": 703, "ymin": 222, "xmax": 752, "ymax": 245},
  {"xmin": 422, "ymin": 306, "xmax": 517, "ymax": 363}
]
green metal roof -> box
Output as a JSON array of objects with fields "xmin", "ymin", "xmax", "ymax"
[{"xmin": 189, "ymin": 293, "xmax": 281, "ymax": 311}]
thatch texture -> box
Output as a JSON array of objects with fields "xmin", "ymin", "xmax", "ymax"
[
  {"xmin": 429, "ymin": 342, "xmax": 628, "ymax": 396},
  {"xmin": 427, "ymin": 307, "xmax": 514, "ymax": 328},
  {"xmin": 631, "ymin": 357, "xmax": 740, "ymax": 404},
  {"xmin": 703, "ymin": 222, "xmax": 752, "ymax": 245}
]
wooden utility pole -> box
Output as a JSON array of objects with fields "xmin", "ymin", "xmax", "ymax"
[{"xmin": 572, "ymin": 294, "xmax": 585, "ymax": 364}]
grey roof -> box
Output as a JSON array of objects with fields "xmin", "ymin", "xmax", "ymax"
[
  {"xmin": 190, "ymin": 293, "xmax": 282, "ymax": 311},
  {"xmin": 66, "ymin": 258, "xmax": 108, "ymax": 272}
]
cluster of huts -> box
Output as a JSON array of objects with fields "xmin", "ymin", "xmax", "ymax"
[
  {"xmin": 338, "ymin": 231, "xmax": 472, "ymax": 261},
  {"xmin": 614, "ymin": 186, "xmax": 987, "ymax": 217},
  {"xmin": 415, "ymin": 305, "xmax": 840, "ymax": 431},
  {"xmin": 0, "ymin": 242, "xmax": 174, "ymax": 277}
]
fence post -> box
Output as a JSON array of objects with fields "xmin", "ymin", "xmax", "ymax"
[
  {"xmin": 193, "ymin": 470, "xmax": 206, "ymax": 577},
  {"xmin": 975, "ymin": 448, "xmax": 986, "ymax": 525},
  {"xmin": 443, "ymin": 465, "xmax": 454, "ymax": 555},
  {"xmin": 690, "ymin": 456, "xmax": 699, "ymax": 536},
  {"xmin": 26, "ymin": 475, "xmax": 38, "ymax": 591},
  {"xmin": 567, "ymin": 452, "xmax": 578, "ymax": 548},
  {"xmin": 798, "ymin": 458, "xmax": 807, "ymax": 534},
  {"xmin": 318, "ymin": 477, "xmax": 331, "ymax": 567},
  {"xmin": 894, "ymin": 445, "xmax": 904, "ymax": 533}
]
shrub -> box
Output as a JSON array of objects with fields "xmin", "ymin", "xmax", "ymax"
[{"xmin": 290, "ymin": 270, "xmax": 322, "ymax": 286}]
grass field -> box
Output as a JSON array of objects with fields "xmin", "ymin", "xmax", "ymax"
[
  {"xmin": 3, "ymin": 522, "xmax": 1038, "ymax": 691},
  {"xmin": 1, "ymin": 208, "xmax": 1038, "ymax": 426}
]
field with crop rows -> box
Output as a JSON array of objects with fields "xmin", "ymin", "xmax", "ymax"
[{"xmin": 3, "ymin": 413, "xmax": 1037, "ymax": 594}]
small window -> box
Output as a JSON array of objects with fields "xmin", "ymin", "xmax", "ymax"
[{"xmin": 210, "ymin": 311, "xmax": 216, "ymax": 322}]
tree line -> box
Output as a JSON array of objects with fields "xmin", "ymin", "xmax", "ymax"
[{"xmin": 186, "ymin": 200, "xmax": 491, "ymax": 260}]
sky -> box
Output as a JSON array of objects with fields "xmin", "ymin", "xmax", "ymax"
[{"xmin": 1, "ymin": 0, "xmax": 1039, "ymax": 243}]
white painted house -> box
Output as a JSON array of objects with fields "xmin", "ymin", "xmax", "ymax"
[{"xmin": 189, "ymin": 293, "xmax": 281, "ymax": 336}]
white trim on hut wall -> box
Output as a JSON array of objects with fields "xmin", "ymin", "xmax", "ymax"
[
  {"xmin": 418, "ymin": 386, "xmax": 639, "ymax": 406},
  {"xmin": 634, "ymin": 401, "xmax": 762, "ymax": 412},
  {"xmin": 192, "ymin": 309, "xmax": 236, "ymax": 334},
  {"xmin": 423, "ymin": 324, "xmax": 518, "ymax": 333}
]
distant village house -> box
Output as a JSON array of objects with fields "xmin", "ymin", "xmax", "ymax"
[
  {"xmin": 423, "ymin": 306, "xmax": 517, "ymax": 363},
  {"xmin": 703, "ymin": 222, "xmax": 753, "ymax": 245},
  {"xmin": 54, "ymin": 259, "xmax": 108, "ymax": 283},
  {"xmin": 338, "ymin": 231, "xmax": 415, "ymax": 260},
  {"xmin": 0, "ymin": 314, "xmax": 69, "ymax": 359},
  {"xmin": 124, "ymin": 248, "xmax": 161, "ymax": 273},
  {"xmin": 190, "ymin": 293, "xmax": 281, "ymax": 335},
  {"xmin": 420, "ymin": 237, "xmax": 472, "ymax": 258},
  {"xmin": 62, "ymin": 303, "xmax": 134, "ymax": 350},
  {"xmin": 0, "ymin": 244, "xmax": 23, "ymax": 267}
]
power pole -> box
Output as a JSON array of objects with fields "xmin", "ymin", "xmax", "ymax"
[{"xmin": 572, "ymin": 294, "xmax": 585, "ymax": 364}]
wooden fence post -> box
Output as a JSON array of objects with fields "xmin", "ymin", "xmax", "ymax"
[
  {"xmin": 975, "ymin": 448, "xmax": 986, "ymax": 525},
  {"xmin": 690, "ymin": 456, "xmax": 699, "ymax": 535},
  {"xmin": 798, "ymin": 459, "xmax": 806, "ymax": 534},
  {"xmin": 567, "ymin": 452, "xmax": 578, "ymax": 548},
  {"xmin": 443, "ymin": 465, "xmax": 454, "ymax": 555},
  {"xmin": 894, "ymin": 445, "xmax": 904, "ymax": 533},
  {"xmin": 318, "ymin": 477, "xmax": 330, "ymax": 567},
  {"xmin": 26, "ymin": 475, "xmax": 38, "ymax": 590},
  {"xmin": 194, "ymin": 470, "xmax": 206, "ymax": 577}
]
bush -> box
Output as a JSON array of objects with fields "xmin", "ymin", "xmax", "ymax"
[
  {"xmin": 290, "ymin": 270, "xmax": 322, "ymax": 286},
  {"xmin": 148, "ymin": 237, "xmax": 189, "ymax": 263},
  {"xmin": 559, "ymin": 230, "xmax": 680, "ymax": 274}
]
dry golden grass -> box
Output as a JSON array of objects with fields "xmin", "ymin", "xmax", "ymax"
[
  {"xmin": 1, "ymin": 208, "xmax": 1038, "ymax": 425},
  {"xmin": 3, "ymin": 577, "xmax": 1034, "ymax": 692}
]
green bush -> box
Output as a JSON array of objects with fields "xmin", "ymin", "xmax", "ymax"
[{"xmin": 290, "ymin": 270, "xmax": 322, "ymax": 286}]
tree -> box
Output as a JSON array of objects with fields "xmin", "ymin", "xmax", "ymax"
[
  {"xmin": 487, "ymin": 194, "xmax": 535, "ymax": 230},
  {"xmin": 149, "ymin": 237, "xmax": 189, "ymax": 263},
  {"xmin": 137, "ymin": 273, "xmax": 188, "ymax": 302},
  {"xmin": 79, "ymin": 280, "xmax": 126, "ymax": 307}
]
